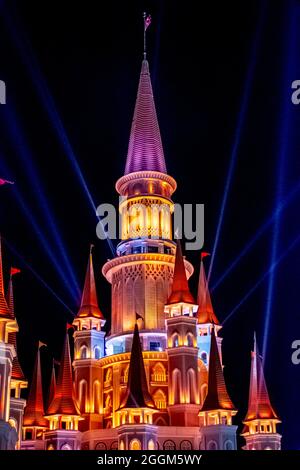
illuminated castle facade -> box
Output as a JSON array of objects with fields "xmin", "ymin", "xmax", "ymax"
[{"xmin": 0, "ymin": 54, "xmax": 282, "ymax": 451}]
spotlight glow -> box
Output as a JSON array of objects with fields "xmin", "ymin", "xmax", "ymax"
[
  {"xmin": 208, "ymin": 1, "xmax": 267, "ymax": 282},
  {"xmin": 2, "ymin": 104, "xmax": 80, "ymax": 298},
  {"xmin": 222, "ymin": 232, "xmax": 300, "ymax": 327},
  {"xmin": 212, "ymin": 180, "xmax": 300, "ymax": 292},
  {"xmin": 3, "ymin": 6, "xmax": 115, "ymax": 256},
  {"xmin": 3, "ymin": 238, "xmax": 75, "ymax": 316}
]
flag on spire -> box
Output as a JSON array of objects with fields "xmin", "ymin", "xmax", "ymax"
[
  {"xmin": 0, "ymin": 178, "xmax": 14, "ymax": 186},
  {"xmin": 10, "ymin": 267, "xmax": 21, "ymax": 276},
  {"xmin": 144, "ymin": 14, "xmax": 151, "ymax": 30},
  {"xmin": 0, "ymin": 236, "xmax": 11, "ymax": 318}
]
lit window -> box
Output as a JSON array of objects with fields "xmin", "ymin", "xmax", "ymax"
[{"xmin": 150, "ymin": 341, "xmax": 161, "ymax": 351}]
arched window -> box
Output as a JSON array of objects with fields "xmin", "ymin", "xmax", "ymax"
[
  {"xmin": 208, "ymin": 440, "xmax": 218, "ymax": 450},
  {"xmin": 79, "ymin": 380, "xmax": 88, "ymax": 413},
  {"xmin": 130, "ymin": 439, "xmax": 141, "ymax": 450},
  {"xmin": 95, "ymin": 442, "xmax": 107, "ymax": 450},
  {"xmin": 121, "ymin": 365, "xmax": 129, "ymax": 384},
  {"xmin": 187, "ymin": 368, "xmax": 197, "ymax": 404},
  {"xmin": 163, "ymin": 440, "xmax": 176, "ymax": 450},
  {"xmin": 200, "ymin": 351, "xmax": 208, "ymax": 365},
  {"xmin": 200, "ymin": 383, "xmax": 208, "ymax": 405},
  {"xmin": 153, "ymin": 389, "xmax": 167, "ymax": 409},
  {"xmin": 80, "ymin": 344, "xmax": 88, "ymax": 359},
  {"xmin": 105, "ymin": 394, "xmax": 112, "ymax": 416},
  {"xmin": 148, "ymin": 439, "xmax": 155, "ymax": 450},
  {"xmin": 8, "ymin": 418, "xmax": 17, "ymax": 429},
  {"xmin": 61, "ymin": 443, "xmax": 72, "ymax": 450},
  {"xmin": 154, "ymin": 417, "xmax": 167, "ymax": 426},
  {"xmin": 172, "ymin": 333, "xmax": 179, "ymax": 348},
  {"xmin": 152, "ymin": 363, "xmax": 166, "ymax": 382},
  {"xmin": 93, "ymin": 380, "xmax": 101, "ymax": 414},
  {"xmin": 47, "ymin": 444, "xmax": 55, "ymax": 450},
  {"xmin": 172, "ymin": 369, "xmax": 182, "ymax": 404},
  {"xmin": 110, "ymin": 441, "xmax": 118, "ymax": 450},
  {"xmin": 94, "ymin": 346, "xmax": 101, "ymax": 359},
  {"xmin": 186, "ymin": 332, "xmax": 194, "ymax": 347},
  {"xmin": 180, "ymin": 440, "xmax": 192, "ymax": 450},
  {"xmin": 105, "ymin": 368, "xmax": 112, "ymax": 384},
  {"xmin": 119, "ymin": 440, "xmax": 125, "ymax": 450},
  {"xmin": 224, "ymin": 440, "xmax": 233, "ymax": 450}
]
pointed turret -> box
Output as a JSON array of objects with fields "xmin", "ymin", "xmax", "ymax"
[
  {"xmin": 125, "ymin": 60, "xmax": 167, "ymax": 175},
  {"xmin": 167, "ymin": 240, "xmax": 195, "ymax": 305},
  {"xmin": 197, "ymin": 259, "xmax": 219, "ymax": 325},
  {"xmin": 200, "ymin": 327, "xmax": 235, "ymax": 413},
  {"xmin": 7, "ymin": 273, "xmax": 26, "ymax": 382},
  {"xmin": 46, "ymin": 333, "xmax": 80, "ymax": 416},
  {"xmin": 0, "ymin": 237, "xmax": 11, "ymax": 318},
  {"xmin": 23, "ymin": 348, "xmax": 47, "ymax": 427},
  {"xmin": 241, "ymin": 334, "xmax": 281, "ymax": 450},
  {"xmin": 76, "ymin": 247, "xmax": 103, "ymax": 320},
  {"xmin": 47, "ymin": 361, "xmax": 56, "ymax": 411},
  {"xmin": 244, "ymin": 334, "xmax": 278, "ymax": 422},
  {"xmin": 120, "ymin": 323, "xmax": 155, "ymax": 409}
]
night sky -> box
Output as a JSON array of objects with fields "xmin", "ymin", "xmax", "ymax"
[{"xmin": 0, "ymin": 0, "xmax": 300, "ymax": 449}]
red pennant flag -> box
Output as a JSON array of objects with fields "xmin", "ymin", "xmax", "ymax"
[
  {"xmin": 66, "ymin": 323, "xmax": 74, "ymax": 331},
  {"xmin": 144, "ymin": 14, "xmax": 151, "ymax": 30},
  {"xmin": 136, "ymin": 312, "xmax": 144, "ymax": 322},
  {"xmin": 201, "ymin": 252, "xmax": 210, "ymax": 260},
  {"xmin": 0, "ymin": 178, "xmax": 14, "ymax": 186},
  {"xmin": 11, "ymin": 267, "xmax": 21, "ymax": 276}
]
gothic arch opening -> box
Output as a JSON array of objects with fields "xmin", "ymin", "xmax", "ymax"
[
  {"xmin": 79, "ymin": 379, "xmax": 88, "ymax": 413},
  {"xmin": 130, "ymin": 438, "xmax": 141, "ymax": 450}
]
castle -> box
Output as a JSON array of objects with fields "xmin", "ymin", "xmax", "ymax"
[{"xmin": 0, "ymin": 51, "xmax": 282, "ymax": 451}]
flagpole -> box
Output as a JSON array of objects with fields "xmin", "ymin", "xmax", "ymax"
[{"xmin": 143, "ymin": 11, "xmax": 147, "ymax": 59}]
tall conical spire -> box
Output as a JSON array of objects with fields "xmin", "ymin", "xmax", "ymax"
[
  {"xmin": 201, "ymin": 327, "xmax": 235, "ymax": 412},
  {"xmin": 167, "ymin": 240, "xmax": 195, "ymax": 305},
  {"xmin": 120, "ymin": 323, "xmax": 155, "ymax": 409},
  {"xmin": 197, "ymin": 259, "xmax": 219, "ymax": 324},
  {"xmin": 46, "ymin": 333, "xmax": 80, "ymax": 416},
  {"xmin": 76, "ymin": 246, "xmax": 103, "ymax": 319},
  {"xmin": 244, "ymin": 333, "xmax": 279, "ymax": 422},
  {"xmin": 0, "ymin": 237, "xmax": 10, "ymax": 318},
  {"xmin": 47, "ymin": 361, "xmax": 56, "ymax": 411},
  {"xmin": 23, "ymin": 347, "xmax": 47, "ymax": 427},
  {"xmin": 124, "ymin": 59, "xmax": 167, "ymax": 175},
  {"xmin": 7, "ymin": 273, "xmax": 25, "ymax": 381}
]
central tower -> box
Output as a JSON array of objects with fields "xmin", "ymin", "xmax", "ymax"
[{"xmin": 103, "ymin": 59, "xmax": 193, "ymax": 354}]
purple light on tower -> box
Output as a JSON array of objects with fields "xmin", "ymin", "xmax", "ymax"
[{"xmin": 125, "ymin": 60, "xmax": 167, "ymax": 175}]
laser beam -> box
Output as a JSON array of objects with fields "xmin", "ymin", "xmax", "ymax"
[
  {"xmin": 212, "ymin": 180, "xmax": 300, "ymax": 292},
  {"xmin": 3, "ymin": 237, "xmax": 75, "ymax": 316},
  {"xmin": 208, "ymin": 0, "xmax": 267, "ymax": 282},
  {"xmin": 222, "ymin": 232, "xmax": 300, "ymax": 327},
  {"xmin": 3, "ymin": 5, "xmax": 115, "ymax": 256},
  {"xmin": 1, "ymin": 104, "xmax": 80, "ymax": 298}
]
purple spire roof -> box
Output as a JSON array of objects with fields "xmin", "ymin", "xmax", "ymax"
[{"xmin": 125, "ymin": 60, "xmax": 167, "ymax": 175}]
